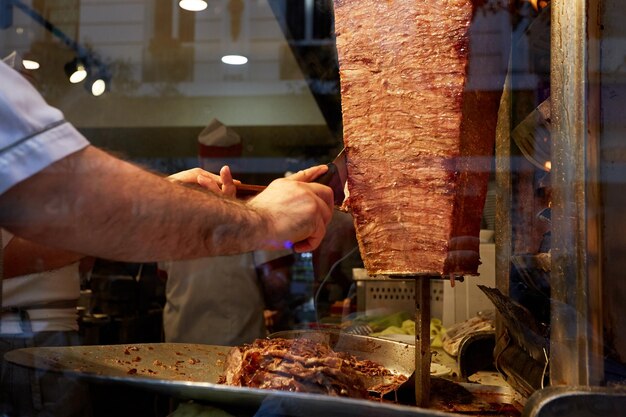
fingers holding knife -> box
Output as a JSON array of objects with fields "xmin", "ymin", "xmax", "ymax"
[
  {"xmin": 169, "ymin": 166, "xmax": 241, "ymax": 199},
  {"xmin": 286, "ymin": 165, "xmax": 330, "ymax": 183},
  {"xmin": 170, "ymin": 164, "xmax": 336, "ymax": 252},
  {"xmin": 218, "ymin": 166, "xmax": 237, "ymax": 198}
]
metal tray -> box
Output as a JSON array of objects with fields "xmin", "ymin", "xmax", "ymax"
[
  {"xmin": 5, "ymin": 336, "xmax": 523, "ymax": 416},
  {"xmin": 5, "ymin": 335, "xmax": 455, "ymax": 417}
]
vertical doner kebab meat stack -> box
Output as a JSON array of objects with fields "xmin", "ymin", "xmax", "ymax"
[{"xmin": 334, "ymin": 0, "xmax": 491, "ymax": 276}]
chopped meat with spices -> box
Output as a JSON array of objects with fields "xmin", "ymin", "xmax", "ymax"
[{"xmin": 220, "ymin": 338, "xmax": 404, "ymax": 399}]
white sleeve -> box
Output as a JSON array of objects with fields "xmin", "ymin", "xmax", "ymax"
[{"xmin": 0, "ymin": 61, "xmax": 89, "ymax": 194}]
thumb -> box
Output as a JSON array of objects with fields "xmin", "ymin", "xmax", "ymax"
[{"xmin": 287, "ymin": 165, "xmax": 329, "ymax": 183}]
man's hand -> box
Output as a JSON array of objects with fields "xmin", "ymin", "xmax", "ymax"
[
  {"xmin": 168, "ymin": 166, "xmax": 237, "ymax": 199},
  {"xmin": 168, "ymin": 164, "xmax": 333, "ymax": 252},
  {"xmin": 248, "ymin": 165, "xmax": 334, "ymax": 253}
]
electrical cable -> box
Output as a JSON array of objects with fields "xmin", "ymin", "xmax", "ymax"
[{"xmin": 313, "ymin": 245, "xmax": 359, "ymax": 326}]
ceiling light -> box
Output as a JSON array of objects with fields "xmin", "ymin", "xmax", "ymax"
[
  {"xmin": 64, "ymin": 58, "xmax": 87, "ymax": 83},
  {"xmin": 90, "ymin": 78, "xmax": 106, "ymax": 96},
  {"xmin": 22, "ymin": 59, "xmax": 39, "ymax": 70},
  {"xmin": 178, "ymin": 0, "xmax": 207, "ymax": 12},
  {"xmin": 221, "ymin": 54, "xmax": 248, "ymax": 65},
  {"xmin": 69, "ymin": 65, "xmax": 87, "ymax": 83},
  {"xmin": 85, "ymin": 67, "xmax": 110, "ymax": 97}
]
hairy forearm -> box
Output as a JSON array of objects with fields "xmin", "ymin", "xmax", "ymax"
[{"xmin": 0, "ymin": 146, "xmax": 271, "ymax": 261}]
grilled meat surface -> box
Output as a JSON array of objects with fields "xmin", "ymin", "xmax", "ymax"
[
  {"xmin": 334, "ymin": 0, "xmax": 494, "ymax": 276},
  {"xmin": 221, "ymin": 337, "xmax": 405, "ymax": 399}
]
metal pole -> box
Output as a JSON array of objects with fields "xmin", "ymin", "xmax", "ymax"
[
  {"xmin": 551, "ymin": 0, "xmax": 604, "ymax": 386},
  {"xmin": 414, "ymin": 276, "xmax": 431, "ymax": 407}
]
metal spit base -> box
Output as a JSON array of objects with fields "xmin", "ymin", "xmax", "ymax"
[{"xmin": 414, "ymin": 276, "xmax": 432, "ymax": 408}]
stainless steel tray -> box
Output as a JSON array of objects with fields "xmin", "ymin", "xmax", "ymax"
[
  {"xmin": 4, "ymin": 342, "xmax": 231, "ymax": 384},
  {"xmin": 5, "ymin": 336, "xmax": 454, "ymax": 417}
]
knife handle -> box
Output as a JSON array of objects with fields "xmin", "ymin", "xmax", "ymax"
[
  {"xmin": 235, "ymin": 183, "xmax": 266, "ymax": 198},
  {"xmin": 235, "ymin": 163, "xmax": 337, "ymax": 198},
  {"xmin": 314, "ymin": 162, "xmax": 338, "ymax": 187}
]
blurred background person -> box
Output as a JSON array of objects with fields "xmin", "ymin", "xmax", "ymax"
[
  {"xmin": 159, "ymin": 247, "xmax": 293, "ymax": 345},
  {"xmin": 0, "ymin": 230, "xmax": 94, "ymax": 417}
]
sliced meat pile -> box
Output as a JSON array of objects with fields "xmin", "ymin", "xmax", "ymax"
[
  {"xmin": 220, "ymin": 337, "xmax": 402, "ymax": 399},
  {"xmin": 334, "ymin": 0, "xmax": 492, "ymax": 276}
]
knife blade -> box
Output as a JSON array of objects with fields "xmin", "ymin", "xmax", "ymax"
[
  {"xmin": 235, "ymin": 149, "xmax": 348, "ymax": 206},
  {"xmin": 313, "ymin": 149, "xmax": 347, "ymax": 206}
]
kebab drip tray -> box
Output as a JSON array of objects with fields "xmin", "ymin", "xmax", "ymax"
[{"xmin": 5, "ymin": 331, "xmax": 524, "ymax": 416}]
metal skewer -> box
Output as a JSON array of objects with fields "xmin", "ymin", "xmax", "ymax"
[{"xmin": 414, "ymin": 276, "xmax": 432, "ymax": 408}]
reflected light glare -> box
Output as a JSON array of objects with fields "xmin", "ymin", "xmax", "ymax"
[
  {"xmin": 544, "ymin": 161, "xmax": 552, "ymax": 172},
  {"xmin": 178, "ymin": 0, "xmax": 207, "ymax": 11},
  {"xmin": 221, "ymin": 55, "xmax": 248, "ymax": 65},
  {"xmin": 91, "ymin": 79, "xmax": 106, "ymax": 96},
  {"xmin": 22, "ymin": 59, "xmax": 40, "ymax": 70},
  {"xmin": 69, "ymin": 65, "xmax": 87, "ymax": 83}
]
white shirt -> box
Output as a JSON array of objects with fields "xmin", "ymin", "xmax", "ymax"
[
  {"xmin": 0, "ymin": 60, "xmax": 89, "ymax": 194},
  {"xmin": 160, "ymin": 250, "xmax": 290, "ymax": 346}
]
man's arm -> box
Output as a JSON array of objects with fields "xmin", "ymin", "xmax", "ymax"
[
  {"xmin": 0, "ymin": 146, "xmax": 333, "ymax": 262},
  {"xmin": 3, "ymin": 235, "xmax": 84, "ymax": 279}
]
